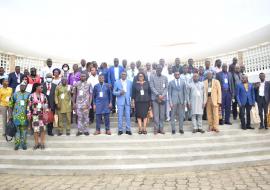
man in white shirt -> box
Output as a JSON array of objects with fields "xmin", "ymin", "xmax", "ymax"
[
  {"xmin": 87, "ymin": 67, "xmax": 99, "ymax": 123},
  {"xmin": 145, "ymin": 63, "xmax": 152, "ymax": 81},
  {"xmin": 41, "ymin": 58, "xmax": 56, "ymax": 81},
  {"xmin": 127, "ymin": 62, "xmax": 138, "ymax": 81}
]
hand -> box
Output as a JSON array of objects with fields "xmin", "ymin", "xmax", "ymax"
[
  {"xmin": 158, "ymin": 95, "xmax": 163, "ymax": 101},
  {"xmin": 109, "ymin": 103, "xmax": 112, "ymax": 109},
  {"xmin": 93, "ymin": 105, "xmax": 96, "ymax": 112},
  {"xmin": 170, "ymin": 104, "xmax": 173, "ymax": 109},
  {"xmin": 188, "ymin": 104, "xmax": 191, "ymax": 109},
  {"xmin": 120, "ymin": 90, "xmax": 125, "ymax": 95}
]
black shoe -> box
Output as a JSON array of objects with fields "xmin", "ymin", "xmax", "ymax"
[
  {"xmin": 40, "ymin": 144, "xmax": 45, "ymax": 150},
  {"xmin": 76, "ymin": 132, "xmax": 83, "ymax": 136},
  {"xmin": 126, "ymin": 131, "xmax": 132, "ymax": 135},
  {"xmin": 247, "ymin": 126, "xmax": 255, "ymax": 130},
  {"xmin": 179, "ymin": 130, "xmax": 184, "ymax": 134},
  {"xmin": 48, "ymin": 133, "xmax": 54, "ymax": 136},
  {"xmin": 225, "ymin": 122, "xmax": 232, "ymax": 125},
  {"xmin": 172, "ymin": 130, "xmax": 176, "ymax": 135},
  {"xmin": 219, "ymin": 120, "xmax": 224, "ymax": 125},
  {"xmin": 198, "ymin": 129, "xmax": 205, "ymax": 133},
  {"xmin": 33, "ymin": 144, "xmax": 40, "ymax": 150},
  {"xmin": 188, "ymin": 118, "xmax": 192, "ymax": 121},
  {"xmin": 118, "ymin": 131, "xmax": 123, "ymax": 135},
  {"xmin": 22, "ymin": 145, "xmax": 27, "ymax": 150},
  {"xmin": 66, "ymin": 132, "xmax": 70, "ymax": 136},
  {"xmin": 192, "ymin": 129, "xmax": 197, "ymax": 133},
  {"xmin": 241, "ymin": 127, "xmax": 247, "ymax": 130},
  {"xmin": 14, "ymin": 146, "xmax": 19, "ymax": 151},
  {"xmin": 265, "ymin": 127, "xmax": 268, "ymax": 130},
  {"xmin": 84, "ymin": 132, "xmax": 90, "ymax": 136},
  {"xmin": 57, "ymin": 133, "xmax": 63, "ymax": 136}
]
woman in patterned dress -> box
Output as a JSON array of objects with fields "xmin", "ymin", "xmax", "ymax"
[
  {"xmin": 9, "ymin": 82, "xmax": 30, "ymax": 150},
  {"xmin": 27, "ymin": 83, "xmax": 49, "ymax": 150}
]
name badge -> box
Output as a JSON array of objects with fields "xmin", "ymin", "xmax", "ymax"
[
  {"xmin": 163, "ymin": 83, "xmax": 165, "ymax": 88},
  {"xmin": 224, "ymin": 78, "xmax": 228, "ymax": 84},
  {"xmin": 46, "ymin": 91, "xmax": 50, "ymax": 96},
  {"xmin": 37, "ymin": 103, "xmax": 42, "ymax": 109},
  {"xmin": 196, "ymin": 90, "xmax": 200, "ymax": 96},
  {"xmin": 5, "ymin": 96, "xmax": 10, "ymax": 102},
  {"xmin": 17, "ymin": 78, "xmax": 20, "ymax": 83},
  {"xmin": 208, "ymin": 87, "xmax": 212, "ymax": 93},
  {"xmin": 79, "ymin": 90, "xmax": 83, "ymax": 96},
  {"xmin": 60, "ymin": 94, "xmax": 65, "ymax": 99},
  {"xmin": 140, "ymin": 90, "xmax": 144, "ymax": 96},
  {"xmin": 20, "ymin": 100, "xmax": 25, "ymax": 106},
  {"xmin": 99, "ymin": 92, "xmax": 103, "ymax": 97}
]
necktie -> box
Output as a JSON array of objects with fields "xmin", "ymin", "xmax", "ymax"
[
  {"xmin": 132, "ymin": 71, "xmax": 134, "ymax": 78},
  {"xmin": 47, "ymin": 83, "xmax": 51, "ymax": 91},
  {"xmin": 177, "ymin": 79, "xmax": 180, "ymax": 87}
]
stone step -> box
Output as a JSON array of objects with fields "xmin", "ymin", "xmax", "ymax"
[
  {"xmin": 0, "ymin": 147, "xmax": 270, "ymax": 165},
  {"xmin": 1, "ymin": 132, "xmax": 269, "ymax": 148},
  {"xmin": 1, "ymin": 155, "xmax": 270, "ymax": 175},
  {"xmin": 1, "ymin": 138, "xmax": 270, "ymax": 156}
]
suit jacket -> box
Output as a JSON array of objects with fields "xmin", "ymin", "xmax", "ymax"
[
  {"xmin": 149, "ymin": 74, "xmax": 168, "ymax": 101},
  {"xmin": 216, "ymin": 71, "xmax": 234, "ymax": 96},
  {"xmin": 8, "ymin": 72, "xmax": 23, "ymax": 91},
  {"xmin": 254, "ymin": 81, "xmax": 270, "ymax": 104},
  {"xmin": 236, "ymin": 83, "xmax": 255, "ymax": 106},
  {"xmin": 42, "ymin": 82, "xmax": 57, "ymax": 112},
  {"xmin": 203, "ymin": 79, "xmax": 222, "ymax": 106},
  {"xmin": 108, "ymin": 66, "xmax": 124, "ymax": 87},
  {"xmin": 113, "ymin": 79, "xmax": 132, "ymax": 106},
  {"xmin": 168, "ymin": 79, "xmax": 186, "ymax": 105}
]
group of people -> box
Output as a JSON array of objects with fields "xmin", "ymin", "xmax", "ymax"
[{"xmin": 0, "ymin": 57, "xmax": 269, "ymax": 151}]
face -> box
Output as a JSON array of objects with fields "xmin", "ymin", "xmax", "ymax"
[
  {"xmin": 30, "ymin": 68, "xmax": 36, "ymax": 76},
  {"xmin": 146, "ymin": 63, "xmax": 151, "ymax": 70},
  {"xmin": 53, "ymin": 70, "xmax": 60, "ymax": 77},
  {"xmin": 15, "ymin": 66, "xmax": 20, "ymax": 74},
  {"xmin": 174, "ymin": 72, "xmax": 180, "ymax": 79},
  {"xmin": 156, "ymin": 66, "xmax": 162, "ymax": 75},
  {"xmin": 159, "ymin": 59, "xmax": 165, "ymax": 67},
  {"xmin": 207, "ymin": 72, "xmax": 213, "ymax": 80},
  {"xmin": 136, "ymin": 61, "xmax": 141, "ymax": 68},
  {"xmin": 63, "ymin": 65, "xmax": 69, "ymax": 71},
  {"xmin": 240, "ymin": 65, "xmax": 245, "ymax": 72},
  {"xmin": 2, "ymin": 79, "xmax": 8, "ymax": 86},
  {"xmin": 233, "ymin": 58, "xmax": 238, "ymax": 64},
  {"xmin": 168, "ymin": 66, "xmax": 173, "ymax": 74},
  {"xmin": 80, "ymin": 74, "xmax": 87, "ymax": 82},
  {"xmin": 20, "ymin": 84, "xmax": 26, "ymax": 91},
  {"xmin": 62, "ymin": 78, "xmax": 67, "ymax": 85},
  {"xmin": 183, "ymin": 66, "xmax": 188, "ymax": 74},
  {"xmin": 121, "ymin": 72, "xmax": 127, "ymax": 80},
  {"xmin": 0, "ymin": 68, "xmax": 4, "ymax": 75},
  {"xmin": 36, "ymin": 85, "xmax": 43, "ymax": 93},
  {"xmin": 46, "ymin": 76, "xmax": 53, "ymax": 83},
  {"xmin": 242, "ymin": 76, "xmax": 248, "ymax": 83},
  {"xmin": 114, "ymin": 58, "xmax": 119, "ymax": 67},
  {"xmin": 216, "ymin": 60, "xmax": 222, "ymax": 68},
  {"xmin": 122, "ymin": 60, "xmax": 127, "ymax": 67},
  {"xmin": 91, "ymin": 67, "xmax": 97, "ymax": 76},
  {"xmin": 193, "ymin": 73, "xmax": 199, "ymax": 82},
  {"xmin": 259, "ymin": 74, "xmax": 265, "ymax": 82},
  {"xmin": 81, "ymin": 59, "xmax": 86, "ymax": 67},
  {"xmin": 73, "ymin": 64, "xmax": 79, "ymax": 71},
  {"xmin": 99, "ymin": 75, "xmax": 104, "ymax": 83},
  {"xmin": 188, "ymin": 59, "xmax": 194, "ymax": 66},
  {"xmin": 47, "ymin": 60, "xmax": 52, "ymax": 67},
  {"xmin": 205, "ymin": 61, "xmax": 210, "ymax": 69},
  {"xmin": 175, "ymin": 58, "xmax": 180, "ymax": 65},
  {"xmin": 24, "ymin": 69, "xmax": 29, "ymax": 76},
  {"xmin": 138, "ymin": 74, "xmax": 144, "ymax": 81},
  {"xmin": 222, "ymin": 64, "xmax": 228, "ymax": 72},
  {"xmin": 199, "ymin": 67, "xmax": 204, "ymax": 75},
  {"xmin": 130, "ymin": 63, "xmax": 136, "ymax": 70}
]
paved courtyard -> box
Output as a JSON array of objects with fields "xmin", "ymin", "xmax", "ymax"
[{"xmin": 1, "ymin": 165, "xmax": 270, "ymax": 190}]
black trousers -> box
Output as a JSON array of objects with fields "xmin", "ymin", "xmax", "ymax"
[
  {"xmin": 257, "ymin": 96, "xmax": 269, "ymax": 128},
  {"xmin": 112, "ymin": 95, "xmax": 116, "ymax": 112},
  {"xmin": 239, "ymin": 103, "xmax": 252, "ymax": 129},
  {"xmin": 47, "ymin": 122, "xmax": 54, "ymax": 135},
  {"xmin": 89, "ymin": 99, "xmax": 95, "ymax": 123},
  {"xmin": 232, "ymin": 96, "xmax": 238, "ymax": 120}
]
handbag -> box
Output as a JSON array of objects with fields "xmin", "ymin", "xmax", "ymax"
[
  {"xmin": 43, "ymin": 110, "xmax": 54, "ymax": 125},
  {"xmin": 148, "ymin": 107, "xmax": 153, "ymax": 119},
  {"xmin": 5, "ymin": 119, "xmax": 17, "ymax": 142}
]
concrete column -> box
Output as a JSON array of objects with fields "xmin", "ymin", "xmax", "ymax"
[{"xmin": 9, "ymin": 55, "xmax": 16, "ymax": 72}]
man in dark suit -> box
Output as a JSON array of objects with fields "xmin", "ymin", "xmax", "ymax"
[
  {"xmin": 8, "ymin": 66, "xmax": 23, "ymax": 92},
  {"xmin": 42, "ymin": 73, "xmax": 57, "ymax": 136},
  {"xmin": 216, "ymin": 63, "xmax": 234, "ymax": 125},
  {"xmin": 108, "ymin": 58, "xmax": 124, "ymax": 113},
  {"xmin": 236, "ymin": 75, "xmax": 255, "ymax": 130},
  {"xmin": 255, "ymin": 73, "xmax": 270, "ymax": 129}
]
